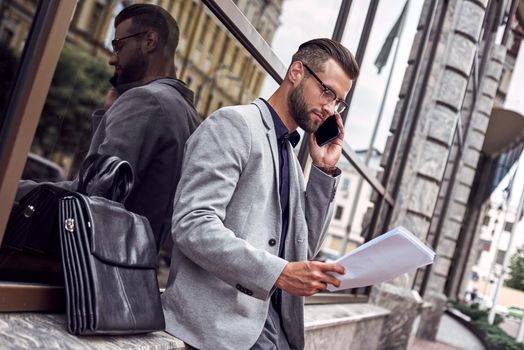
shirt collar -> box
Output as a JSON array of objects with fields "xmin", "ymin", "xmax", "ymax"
[{"xmin": 261, "ymin": 99, "xmax": 301, "ymax": 148}]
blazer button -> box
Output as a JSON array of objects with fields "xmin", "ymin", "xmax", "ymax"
[{"xmin": 268, "ymin": 239, "xmax": 277, "ymax": 246}]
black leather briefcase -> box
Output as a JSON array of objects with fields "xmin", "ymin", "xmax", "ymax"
[{"xmin": 58, "ymin": 192, "xmax": 165, "ymax": 334}]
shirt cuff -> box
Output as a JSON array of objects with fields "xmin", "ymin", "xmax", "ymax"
[{"xmin": 314, "ymin": 165, "xmax": 341, "ymax": 177}]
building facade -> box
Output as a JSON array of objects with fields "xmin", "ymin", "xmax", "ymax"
[
  {"xmin": 472, "ymin": 202, "xmax": 521, "ymax": 294},
  {"xmin": 322, "ymin": 149, "xmax": 382, "ymax": 257}
]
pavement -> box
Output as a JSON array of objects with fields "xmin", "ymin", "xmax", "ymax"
[
  {"xmin": 408, "ymin": 313, "xmax": 486, "ymax": 350},
  {"xmin": 500, "ymin": 316, "xmax": 522, "ymax": 337}
]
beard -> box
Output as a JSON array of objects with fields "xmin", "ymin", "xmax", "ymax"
[
  {"xmin": 288, "ymin": 82, "xmax": 321, "ymax": 133},
  {"xmin": 115, "ymin": 49, "xmax": 147, "ymax": 86}
]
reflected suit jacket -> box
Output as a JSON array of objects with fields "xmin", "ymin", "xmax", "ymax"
[
  {"xmin": 16, "ymin": 78, "xmax": 200, "ymax": 250},
  {"xmin": 161, "ymin": 98, "xmax": 340, "ymax": 350}
]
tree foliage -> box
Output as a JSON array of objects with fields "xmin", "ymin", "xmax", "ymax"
[
  {"xmin": 505, "ymin": 247, "xmax": 524, "ymax": 291},
  {"xmin": 31, "ymin": 44, "xmax": 111, "ymax": 177}
]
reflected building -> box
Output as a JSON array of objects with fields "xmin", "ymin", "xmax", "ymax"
[
  {"xmin": 0, "ymin": 1, "xmax": 37, "ymax": 53},
  {"xmin": 0, "ymin": 0, "xmax": 283, "ymax": 117},
  {"xmin": 471, "ymin": 202, "xmax": 521, "ymax": 290},
  {"xmin": 174, "ymin": 0, "xmax": 283, "ymax": 116},
  {"xmin": 0, "ymin": 0, "xmax": 283, "ymax": 177}
]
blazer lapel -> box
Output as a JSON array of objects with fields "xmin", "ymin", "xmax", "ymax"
[{"xmin": 252, "ymin": 99, "xmax": 280, "ymax": 193}]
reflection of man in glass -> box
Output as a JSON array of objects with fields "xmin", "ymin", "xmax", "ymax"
[
  {"xmin": 15, "ymin": 4, "xmax": 199, "ymax": 253},
  {"xmin": 162, "ymin": 39, "xmax": 359, "ymax": 350}
]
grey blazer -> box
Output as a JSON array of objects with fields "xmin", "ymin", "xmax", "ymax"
[{"xmin": 162, "ymin": 99, "xmax": 339, "ymax": 350}]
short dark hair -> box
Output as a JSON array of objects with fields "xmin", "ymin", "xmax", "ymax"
[
  {"xmin": 115, "ymin": 4, "xmax": 179, "ymax": 59},
  {"xmin": 292, "ymin": 38, "xmax": 359, "ymax": 80}
]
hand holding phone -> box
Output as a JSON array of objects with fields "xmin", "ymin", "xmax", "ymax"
[{"xmin": 314, "ymin": 114, "xmax": 340, "ymax": 147}]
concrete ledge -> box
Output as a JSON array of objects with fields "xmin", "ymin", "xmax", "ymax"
[
  {"xmin": 1, "ymin": 303, "xmax": 390, "ymax": 349},
  {"xmin": 0, "ymin": 313, "xmax": 185, "ymax": 350},
  {"xmin": 305, "ymin": 303, "xmax": 390, "ymax": 330},
  {"xmin": 305, "ymin": 303, "xmax": 390, "ymax": 350}
]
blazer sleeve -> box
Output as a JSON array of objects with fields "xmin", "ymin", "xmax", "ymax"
[
  {"xmin": 305, "ymin": 165, "xmax": 341, "ymax": 260},
  {"xmin": 172, "ymin": 108, "xmax": 287, "ymax": 301}
]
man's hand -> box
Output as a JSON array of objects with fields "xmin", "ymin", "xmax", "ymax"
[
  {"xmin": 309, "ymin": 113, "xmax": 344, "ymax": 173},
  {"xmin": 275, "ymin": 261, "xmax": 345, "ymax": 296}
]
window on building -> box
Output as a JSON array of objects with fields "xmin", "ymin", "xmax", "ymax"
[
  {"xmin": 199, "ymin": 14, "xmax": 210, "ymax": 45},
  {"xmin": 209, "ymin": 24, "xmax": 219, "ymax": 54},
  {"xmin": 183, "ymin": 1, "xmax": 197, "ymax": 35},
  {"xmin": 88, "ymin": 2, "xmax": 104, "ymax": 35},
  {"xmin": 1, "ymin": 27, "xmax": 14, "ymax": 46},
  {"xmin": 230, "ymin": 46, "xmax": 239, "ymax": 69},
  {"xmin": 496, "ymin": 249, "xmax": 506, "ymax": 265},
  {"xmin": 479, "ymin": 239, "xmax": 491, "ymax": 251},
  {"xmin": 482, "ymin": 215, "xmax": 490, "ymax": 226},
  {"xmin": 334, "ymin": 206, "xmax": 344, "ymax": 220},
  {"xmin": 342, "ymin": 178, "xmax": 350, "ymax": 192},
  {"xmin": 504, "ymin": 221, "xmax": 513, "ymax": 232}
]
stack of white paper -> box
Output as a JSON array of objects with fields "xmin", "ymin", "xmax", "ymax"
[{"xmin": 327, "ymin": 226, "xmax": 435, "ymax": 291}]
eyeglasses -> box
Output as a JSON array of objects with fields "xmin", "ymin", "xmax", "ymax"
[
  {"xmin": 111, "ymin": 31, "xmax": 148, "ymax": 53},
  {"xmin": 302, "ymin": 63, "xmax": 348, "ymax": 114}
]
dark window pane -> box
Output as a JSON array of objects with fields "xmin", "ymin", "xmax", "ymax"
[
  {"xmin": 0, "ymin": 1, "xmax": 40, "ymax": 128},
  {"xmin": 334, "ymin": 206, "xmax": 344, "ymax": 220},
  {"xmin": 496, "ymin": 249, "xmax": 505, "ymax": 265}
]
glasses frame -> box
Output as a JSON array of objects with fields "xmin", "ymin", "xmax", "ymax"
[
  {"xmin": 302, "ymin": 62, "xmax": 348, "ymax": 114},
  {"xmin": 111, "ymin": 31, "xmax": 148, "ymax": 53}
]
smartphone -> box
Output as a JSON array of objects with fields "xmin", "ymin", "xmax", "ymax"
[{"xmin": 315, "ymin": 115, "xmax": 340, "ymax": 147}]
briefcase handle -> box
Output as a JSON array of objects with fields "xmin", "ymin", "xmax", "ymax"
[{"xmin": 77, "ymin": 154, "xmax": 134, "ymax": 203}]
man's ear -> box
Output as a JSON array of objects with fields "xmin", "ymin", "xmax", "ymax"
[
  {"xmin": 143, "ymin": 31, "xmax": 159, "ymax": 53},
  {"xmin": 287, "ymin": 61, "xmax": 304, "ymax": 86}
]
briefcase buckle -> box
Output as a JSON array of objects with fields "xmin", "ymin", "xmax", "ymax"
[
  {"xmin": 24, "ymin": 205, "xmax": 35, "ymax": 218},
  {"xmin": 65, "ymin": 218, "xmax": 75, "ymax": 233}
]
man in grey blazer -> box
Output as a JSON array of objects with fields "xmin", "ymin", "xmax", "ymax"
[{"xmin": 162, "ymin": 39, "xmax": 359, "ymax": 349}]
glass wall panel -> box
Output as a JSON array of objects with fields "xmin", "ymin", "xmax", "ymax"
[
  {"xmin": 176, "ymin": 0, "xmax": 271, "ymax": 118},
  {"xmin": 340, "ymin": 0, "xmax": 424, "ymax": 155},
  {"xmin": 0, "ymin": 0, "xmax": 41, "ymax": 130}
]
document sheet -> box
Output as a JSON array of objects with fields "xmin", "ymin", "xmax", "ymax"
[{"xmin": 327, "ymin": 226, "xmax": 435, "ymax": 291}]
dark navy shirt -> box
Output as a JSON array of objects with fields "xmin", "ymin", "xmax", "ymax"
[
  {"xmin": 256, "ymin": 100, "xmax": 301, "ymax": 349},
  {"xmin": 261, "ymin": 99, "xmax": 300, "ymax": 258}
]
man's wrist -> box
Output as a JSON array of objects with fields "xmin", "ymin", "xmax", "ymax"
[{"xmin": 314, "ymin": 164, "xmax": 339, "ymax": 176}]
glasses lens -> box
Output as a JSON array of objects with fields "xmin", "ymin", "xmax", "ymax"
[
  {"xmin": 335, "ymin": 102, "xmax": 347, "ymax": 114},
  {"xmin": 321, "ymin": 88, "xmax": 336, "ymax": 103}
]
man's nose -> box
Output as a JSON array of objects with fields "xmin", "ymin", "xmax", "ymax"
[{"xmin": 108, "ymin": 52, "xmax": 118, "ymax": 66}]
